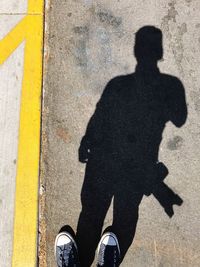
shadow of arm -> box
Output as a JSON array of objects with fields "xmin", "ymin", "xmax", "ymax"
[
  {"xmin": 168, "ymin": 78, "xmax": 187, "ymax": 127},
  {"xmin": 79, "ymin": 80, "xmax": 114, "ymax": 162}
]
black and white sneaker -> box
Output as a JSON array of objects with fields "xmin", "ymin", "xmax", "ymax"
[
  {"xmin": 97, "ymin": 232, "xmax": 121, "ymax": 267},
  {"xmin": 55, "ymin": 231, "xmax": 80, "ymax": 267}
]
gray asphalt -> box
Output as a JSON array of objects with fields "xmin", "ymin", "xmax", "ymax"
[{"xmin": 41, "ymin": 1, "xmax": 200, "ymax": 266}]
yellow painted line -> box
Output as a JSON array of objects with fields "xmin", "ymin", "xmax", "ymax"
[
  {"xmin": 28, "ymin": 0, "xmax": 44, "ymax": 14},
  {"xmin": 0, "ymin": 17, "xmax": 27, "ymax": 64},
  {"xmin": 12, "ymin": 13, "xmax": 44, "ymax": 266},
  {"xmin": 0, "ymin": 1, "xmax": 44, "ymax": 266}
]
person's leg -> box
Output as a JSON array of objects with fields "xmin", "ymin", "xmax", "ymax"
[
  {"xmin": 76, "ymin": 162, "xmax": 113, "ymax": 267},
  {"xmin": 96, "ymin": 232, "xmax": 121, "ymax": 267},
  {"xmin": 55, "ymin": 231, "xmax": 80, "ymax": 267}
]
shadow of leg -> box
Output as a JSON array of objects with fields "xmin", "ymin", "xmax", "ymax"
[
  {"xmin": 112, "ymin": 187, "xmax": 143, "ymax": 262},
  {"xmin": 76, "ymin": 168, "xmax": 113, "ymax": 267}
]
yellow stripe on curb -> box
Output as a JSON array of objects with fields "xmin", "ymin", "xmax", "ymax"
[
  {"xmin": 0, "ymin": 1, "xmax": 44, "ymax": 266},
  {"xmin": 12, "ymin": 13, "xmax": 44, "ymax": 267}
]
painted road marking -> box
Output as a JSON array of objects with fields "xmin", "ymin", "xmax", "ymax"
[
  {"xmin": 0, "ymin": 42, "xmax": 25, "ymax": 267},
  {"xmin": 0, "ymin": 0, "xmax": 44, "ymax": 266},
  {"xmin": 0, "ymin": 16, "xmax": 25, "ymax": 39}
]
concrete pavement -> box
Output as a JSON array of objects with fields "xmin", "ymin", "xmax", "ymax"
[{"xmin": 41, "ymin": 1, "xmax": 200, "ymax": 267}]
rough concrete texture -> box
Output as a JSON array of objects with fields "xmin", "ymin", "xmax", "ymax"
[{"xmin": 41, "ymin": 0, "xmax": 200, "ymax": 266}]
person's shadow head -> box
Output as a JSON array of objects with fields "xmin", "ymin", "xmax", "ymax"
[
  {"xmin": 134, "ymin": 26, "xmax": 163, "ymax": 65},
  {"xmin": 76, "ymin": 26, "xmax": 187, "ymax": 266}
]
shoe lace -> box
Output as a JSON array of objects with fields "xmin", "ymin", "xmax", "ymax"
[
  {"xmin": 59, "ymin": 244, "xmax": 72, "ymax": 267},
  {"xmin": 98, "ymin": 244, "xmax": 105, "ymax": 266},
  {"xmin": 98, "ymin": 245, "xmax": 118, "ymax": 267}
]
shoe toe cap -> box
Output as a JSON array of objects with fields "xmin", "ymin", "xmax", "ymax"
[
  {"xmin": 102, "ymin": 235, "xmax": 117, "ymax": 246},
  {"xmin": 57, "ymin": 234, "xmax": 71, "ymax": 246}
]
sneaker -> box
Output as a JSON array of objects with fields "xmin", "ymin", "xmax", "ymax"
[
  {"xmin": 97, "ymin": 232, "xmax": 121, "ymax": 267},
  {"xmin": 55, "ymin": 231, "xmax": 80, "ymax": 267}
]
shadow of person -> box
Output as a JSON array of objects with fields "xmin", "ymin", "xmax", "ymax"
[{"xmin": 76, "ymin": 26, "xmax": 187, "ymax": 266}]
